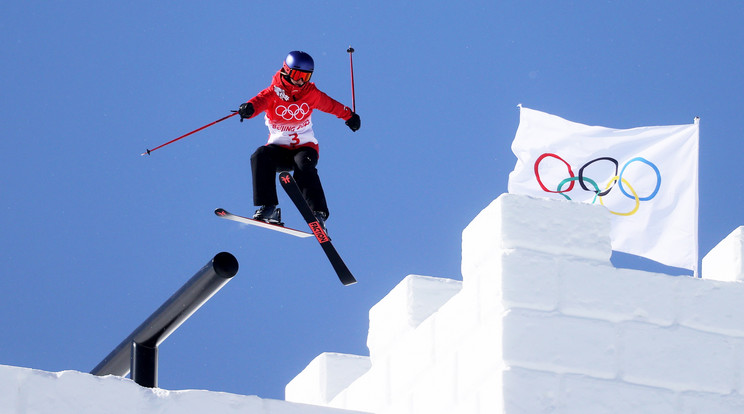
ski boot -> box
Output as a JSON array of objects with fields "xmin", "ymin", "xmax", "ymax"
[{"xmin": 253, "ymin": 205, "xmax": 283, "ymax": 225}]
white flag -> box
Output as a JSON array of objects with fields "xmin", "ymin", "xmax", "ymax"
[{"xmin": 508, "ymin": 105, "xmax": 699, "ymax": 271}]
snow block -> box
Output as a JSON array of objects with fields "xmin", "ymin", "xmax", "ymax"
[
  {"xmin": 462, "ymin": 193, "xmax": 611, "ymax": 280},
  {"xmin": 409, "ymin": 351, "xmax": 460, "ymax": 413},
  {"xmin": 285, "ymin": 353, "xmax": 371, "ymax": 406},
  {"xmin": 702, "ymin": 226, "xmax": 744, "ymax": 281},
  {"xmin": 619, "ymin": 322, "xmax": 736, "ymax": 393},
  {"xmin": 453, "ymin": 312, "xmax": 504, "ymax": 400},
  {"xmin": 502, "ymin": 309, "xmax": 617, "ymax": 379},
  {"xmin": 367, "ymin": 275, "xmax": 461, "ymax": 362},
  {"xmin": 560, "ymin": 264, "xmax": 677, "ymax": 326},
  {"xmin": 492, "ymin": 249, "xmax": 560, "ymax": 312},
  {"xmin": 501, "ymin": 368, "xmax": 680, "ymax": 413},
  {"xmin": 430, "ymin": 285, "xmax": 480, "ymax": 357},
  {"xmin": 325, "ymin": 363, "xmax": 389, "ymax": 414},
  {"xmin": 559, "ymin": 374, "xmax": 677, "ymax": 413},
  {"xmin": 679, "ymin": 392, "xmax": 744, "ymax": 414},
  {"xmin": 675, "ymin": 276, "xmax": 744, "ymax": 336},
  {"xmin": 386, "ymin": 316, "xmax": 437, "ymax": 399}
]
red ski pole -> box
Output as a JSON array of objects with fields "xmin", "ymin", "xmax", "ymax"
[
  {"xmin": 347, "ymin": 46, "xmax": 356, "ymax": 112},
  {"xmin": 141, "ymin": 111, "xmax": 239, "ymax": 156}
]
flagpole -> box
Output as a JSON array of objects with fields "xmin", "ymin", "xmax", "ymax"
[{"xmin": 693, "ymin": 116, "xmax": 700, "ymax": 277}]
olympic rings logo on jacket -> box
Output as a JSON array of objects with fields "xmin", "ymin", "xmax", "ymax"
[
  {"xmin": 534, "ymin": 153, "xmax": 661, "ymax": 216},
  {"xmin": 275, "ymin": 103, "xmax": 310, "ymax": 121}
]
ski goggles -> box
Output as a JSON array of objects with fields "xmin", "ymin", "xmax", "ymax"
[{"xmin": 283, "ymin": 64, "xmax": 313, "ymax": 83}]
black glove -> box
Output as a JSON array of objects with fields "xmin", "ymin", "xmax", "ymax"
[
  {"xmin": 345, "ymin": 112, "xmax": 360, "ymax": 132},
  {"xmin": 238, "ymin": 102, "xmax": 254, "ymax": 122}
]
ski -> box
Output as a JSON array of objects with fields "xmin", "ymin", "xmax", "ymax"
[
  {"xmin": 278, "ymin": 171, "xmax": 357, "ymax": 286},
  {"xmin": 214, "ymin": 208, "xmax": 313, "ymax": 238}
]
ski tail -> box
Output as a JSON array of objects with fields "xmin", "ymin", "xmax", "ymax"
[{"xmin": 279, "ymin": 171, "xmax": 356, "ymax": 286}]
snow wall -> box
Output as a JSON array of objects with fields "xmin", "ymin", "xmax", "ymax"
[
  {"xmin": 286, "ymin": 194, "xmax": 744, "ymax": 413},
  {"xmin": 4, "ymin": 193, "xmax": 744, "ymax": 413}
]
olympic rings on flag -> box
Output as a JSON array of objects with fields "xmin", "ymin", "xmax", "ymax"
[
  {"xmin": 534, "ymin": 153, "xmax": 575, "ymax": 193},
  {"xmin": 533, "ymin": 153, "xmax": 660, "ymax": 216},
  {"xmin": 600, "ymin": 176, "xmax": 640, "ymax": 216},
  {"xmin": 579, "ymin": 157, "xmax": 617, "ymax": 196},
  {"xmin": 618, "ymin": 157, "xmax": 661, "ymax": 201},
  {"xmin": 558, "ymin": 176, "xmax": 599, "ymax": 204}
]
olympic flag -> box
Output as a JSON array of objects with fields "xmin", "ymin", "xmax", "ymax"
[{"xmin": 508, "ymin": 105, "xmax": 699, "ymax": 272}]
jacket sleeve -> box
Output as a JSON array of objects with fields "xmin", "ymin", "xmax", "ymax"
[
  {"xmin": 246, "ymin": 87, "xmax": 274, "ymax": 119},
  {"xmin": 310, "ymin": 87, "xmax": 353, "ymax": 120}
]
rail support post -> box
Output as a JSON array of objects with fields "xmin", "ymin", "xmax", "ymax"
[{"xmin": 131, "ymin": 341, "xmax": 158, "ymax": 388}]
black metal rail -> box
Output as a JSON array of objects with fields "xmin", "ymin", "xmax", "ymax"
[{"xmin": 90, "ymin": 252, "xmax": 239, "ymax": 387}]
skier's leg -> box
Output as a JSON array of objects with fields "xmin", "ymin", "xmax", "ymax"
[
  {"xmin": 292, "ymin": 148, "xmax": 329, "ymax": 218},
  {"xmin": 251, "ymin": 145, "xmax": 288, "ymax": 207}
]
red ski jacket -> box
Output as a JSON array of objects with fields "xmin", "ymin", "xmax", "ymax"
[{"xmin": 246, "ymin": 71, "xmax": 352, "ymax": 152}]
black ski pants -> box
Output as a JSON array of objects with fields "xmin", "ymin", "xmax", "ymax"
[{"xmin": 250, "ymin": 144, "xmax": 329, "ymax": 217}]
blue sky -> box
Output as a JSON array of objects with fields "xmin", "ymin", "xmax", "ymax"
[{"xmin": 2, "ymin": 1, "xmax": 743, "ymax": 400}]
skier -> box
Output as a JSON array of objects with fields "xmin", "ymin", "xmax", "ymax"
[{"xmin": 237, "ymin": 50, "xmax": 360, "ymax": 231}]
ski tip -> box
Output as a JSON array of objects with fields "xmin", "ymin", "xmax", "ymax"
[
  {"xmin": 343, "ymin": 278, "xmax": 357, "ymax": 286},
  {"xmin": 215, "ymin": 208, "xmax": 228, "ymax": 216}
]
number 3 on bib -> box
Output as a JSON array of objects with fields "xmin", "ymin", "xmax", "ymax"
[{"xmin": 289, "ymin": 133, "xmax": 299, "ymax": 147}]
